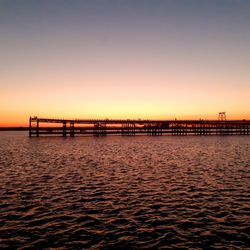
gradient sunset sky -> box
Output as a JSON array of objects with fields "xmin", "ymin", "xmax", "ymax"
[{"xmin": 1, "ymin": 0, "xmax": 250, "ymax": 126}]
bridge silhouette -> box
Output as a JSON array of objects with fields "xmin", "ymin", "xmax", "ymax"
[{"xmin": 29, "ymin": 116, "xmax": 250, "ymax": 137}]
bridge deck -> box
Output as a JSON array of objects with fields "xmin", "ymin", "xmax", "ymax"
[{"xmin": 29, "ymin": 117, "xmax": 250, "ymax": 137}]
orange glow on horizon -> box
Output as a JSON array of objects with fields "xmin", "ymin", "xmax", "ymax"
[{"xmin": 1, "ymin": 75, "xmax": 250, "ymax": 126}]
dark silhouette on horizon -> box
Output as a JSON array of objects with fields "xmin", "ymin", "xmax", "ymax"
[{"xmin": 29, "ymin": 116, "xmax": 250, "ymax": 137}]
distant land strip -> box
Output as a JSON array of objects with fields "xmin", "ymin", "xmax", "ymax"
[{"xmin": 0, "ymin": 127, "xmax": 29, "ymax": 131}]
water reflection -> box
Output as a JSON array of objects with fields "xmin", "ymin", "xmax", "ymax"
[{"xmin": 0, "ymin": 132, "xmax": 249, "ymax": 249}]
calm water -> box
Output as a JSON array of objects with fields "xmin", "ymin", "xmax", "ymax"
[{"xmin": 0, "ymin": 132, "xmax": 249, "ymax": 249}]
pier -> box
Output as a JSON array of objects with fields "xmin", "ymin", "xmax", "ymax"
[{"xmin": 29, "ymin": 116, "xmax": 250, "ymax": 137}]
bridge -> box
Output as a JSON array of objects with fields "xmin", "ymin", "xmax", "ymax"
[{"xmin": 29, "ymin": 116, "xmax": 250, "ymax": 137}]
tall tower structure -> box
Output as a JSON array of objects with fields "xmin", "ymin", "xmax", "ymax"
[{"xmin": 218, "ymin": 112, "xmax": 226, "ymax": 121}]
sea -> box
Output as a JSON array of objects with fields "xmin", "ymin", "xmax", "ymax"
[{"xmin": 0, "ymin": 132, "xmax": 249, "ymax": 249}]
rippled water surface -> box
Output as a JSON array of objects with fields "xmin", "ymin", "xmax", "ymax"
[{"xmin": 0, "ymin": 132, "xmax": 249, "ymax": 249}]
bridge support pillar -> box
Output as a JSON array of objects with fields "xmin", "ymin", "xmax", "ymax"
[
  {"xmin": 70, "ymin": 121, "xmax": 75, "ymax": 137},
  {"xmin": 36, "ymin": 119, "xmax": 39, "ymax": 137},
  {"xmin": 122, "ymin": 122, "xmax": 135, "ymax": 136},
  {"xmin": 62, "ymin": 121, "xmax": 67, "ymax": 137},
  {"xmin": 29, "ymin": 117, "xmax": 32, "ymax": 137},
  {"xmin": 94, "ymin": 122, "xmax": 107, "ymax": 136}
]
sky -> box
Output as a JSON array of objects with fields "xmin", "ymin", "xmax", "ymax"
[{"xmin": 0, "ymin": 0, "xmax": 250, "ymax": 126}]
